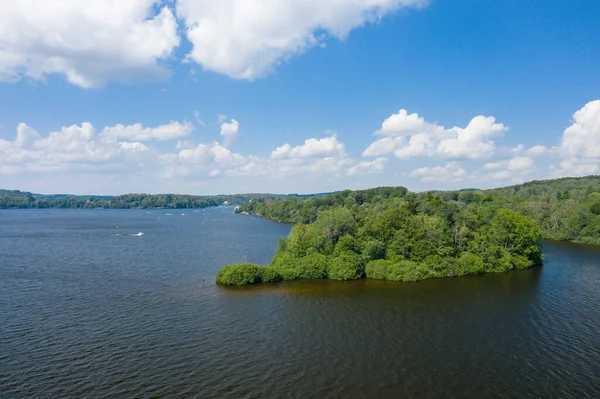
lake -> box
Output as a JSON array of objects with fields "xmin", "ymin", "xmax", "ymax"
[{"xmin": 1, "ymin": 208, "xmax": 599, "ymax": 398}]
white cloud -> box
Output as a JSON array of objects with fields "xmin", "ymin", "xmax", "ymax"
[
  {"xmin": 7, "ymin": 100, "xmax": 600, "ymax": 194},
  {"xmin": 409, "ymin": 162, "xmax": 466, "ymax": 183},
  {"xmin": 364, "ymin": 109, "xmax": 507, "ymax": 160},
  {"xmin": 347, "ymin": 157, "xmax": 387, "ymax": 176},
  {"xmin": 551, "ymin": 159, "xmax": 598, "ymax": 177},
  {"xmin": 1, "ymin": 120, "xmax": 357, "ymax": 188},
  {"xmin": 558, "ymin": 100, "xmax": 600, "ymax": 160},
  {"xmin": 479, "ymin": 156, "xmax": 535, "ymax": 182},
  {"xmin": 512, "ymin": 144, "xmax": 548, "ymax": 157},
  {"xmin": 175, "ymin": 140, "xmax": 195, "ymax": 150},
  {"xmin": 379, "ymin": 108, "xmax": 431, "ymax": 136},
  {"xmin": 100, "ymin": 121, "xmax": 193, "ymax": 142},
  {"xmin": 271, "ymin": 135, "xmax": 346, "ymax": 159},
  {"xmin": 0, "ymin": 121, "xmax": 178, "ymax": 174},
  {"xmin": 119, "ymin": 142, "xmax": 149, "ymax": 152},
  {"xmin": 437, "ymin": 116, "xmax": 507, "ymax": 159},
  {"xmin": 162, "ymin": 133, "xmax": 352, "ymax": 183},
  {"xmin": 548, "ymin": 100, "xmax": 600, "ymax": 177},
  {"xmin": 484, "ymin": 156, "xmax": 534, "ymax": 171},
  {"xmin": 14, "ymin": 123, "xmax": 42, "ymax": 148},
  {"xmin": 0, "ymin": 0, "xmax": 179, "ymax": 88},
  {"xmin": 176, "ymin": 0, "xmax": 428, "ymax": 80},
  {"xmin": 220, "ymin": 119, "xmax": 240, "ymax": 147}
]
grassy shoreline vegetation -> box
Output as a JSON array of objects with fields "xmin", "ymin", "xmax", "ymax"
[{"xmin": 218, "ymin": 176, "xmax": 600, "ymax": 286}]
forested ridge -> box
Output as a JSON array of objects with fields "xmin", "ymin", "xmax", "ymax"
[
  {"xmin": 237, "ymin": 175, "xmax": 600, "ymax": 246},
  {"xmin": 0, "ymin": 191, "xmax": 300, "ymax": 209},
  {"xmin": 217, "ymin": 175, "xmax": 600, "ymax": 286}
]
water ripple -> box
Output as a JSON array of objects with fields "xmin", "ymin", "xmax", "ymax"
[{"xmin": 2, "ymin": 212, "xmax": 600, "ymax": 398}]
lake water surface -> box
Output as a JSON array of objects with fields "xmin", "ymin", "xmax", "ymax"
[{"xmin": 1, "ymin": 208, "xmax": 599, "ymax": 398}]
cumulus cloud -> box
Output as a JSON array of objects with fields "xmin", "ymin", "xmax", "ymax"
[
  {"xmin": 0, "ymin": 1, "xmax": 432, "ymax": 86},
  {"xmin": 159, "ymin": 132, "xmax": 353, "ymax": 182},
  {"xmin": 0, "ymin": 121, "xmax": 177, "ymax": 174},
  {"xmin": 484, "ymin": 156, "xmax": 534, "ymax": 172},
  {"xmin": 220, "ymin": 119, "xmax": 240, "ymax": 147},
  {"xmin": 546, "ymin": 100, "xmax": 600, "ymax": 177},
  {"xmin": 176, "ymin": 0, "xmax": 428, "ymax": 80},
  {"xmin": 1, "ymin": 120, "xmax": 359, "ymax": 193},
  {"xmin": 479, "ymin": 156, "xmax": 536, "ymax": 182},
  {"xmin": 14, "ymin": 123, "xmax": 42, "ymax": 148},
  {"xmin": 409, "ymin": 162, "xmax": 466, "ymax": 183},
  {"xmin": 0, "ymin": 0, "xmax": 180, "ymax": 88},
  {"xmin": 347, "ymin": 157, "xmax": 387, "ymax": 176},
  {"xmin": 364, "ymin": 109, "xmax": 507, "ymax": 160},
  {"xmin": 557, "ymin": 99, "xmax": 600, "ymax": 160},
  {"xmin": 511, "ymin": 144, "xmax": 548, "ymax": 157},
  {"xmin": 100, "ymin": 121, "xmax": 193, "ymax": 142},
  {"xmin": 7, "ymin": 100, "xmax": 600, "ymax": 193},
  {"xmin": 271, "ymin": 135, "xmax": 346, "ymax": 159},
  {"xmin": 119, "ymin": 142, "xmax": 149, "ymax": 152},
  {"xmin": 551, "ymin": 159, "xmax": 598, "ymax": 177}
]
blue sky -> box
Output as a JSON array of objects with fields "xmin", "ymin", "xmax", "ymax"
[{"xmin": 1, "ymin": 0, "xmax": 599, "ymax": 195}]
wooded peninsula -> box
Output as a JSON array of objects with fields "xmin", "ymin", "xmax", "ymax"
[{"xmin": 217, "ymin": 175, "xmax": 600, "ymax": 285}]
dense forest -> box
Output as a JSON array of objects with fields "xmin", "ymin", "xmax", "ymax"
[
  {"xmin": 217, "ymin": 175, "xmax": 600, "ymax": 286},
  {"xmin": 236, "ymin": 175, "xmax": 600, "ymax": 246},
  {"xmin": 218, "ymin": 190, "xmax": 545, "ymax": 285},
  {"xmin": 0, "ymin": 190, "xmax": 299, "ymax": 209}
]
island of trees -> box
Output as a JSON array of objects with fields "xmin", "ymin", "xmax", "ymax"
[{"xmin": 218, "ymin": 175, "xmax": 600, "ymax": 285}]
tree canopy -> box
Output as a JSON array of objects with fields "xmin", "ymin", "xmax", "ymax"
[
  {"xmin": 221, "ymin": 176, "xmax": 600, "ymax": 285},
  {"xmin": 219, "ymin": 187, "xmax": 546, "ymax": 285},
  {"xmin": 237, "ymin": 175, "xmax": 600, "ymax": 246}
]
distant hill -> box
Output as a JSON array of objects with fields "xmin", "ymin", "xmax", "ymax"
[
  {"xmin": 235, "ymin": 175, "xmax": 600, "ymax": 246},
  {"xmin": 0, "ymin": 190, "xmax": 311, "ymax": 209}
]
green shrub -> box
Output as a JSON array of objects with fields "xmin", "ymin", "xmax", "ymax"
[
  {"xmin": 216, "ymin": 263, "xmax": 263, "ymax": 286},
  {"xmin": 261, "ymin": 267, "xmax": 283, "ymax": 283},
  {"xmin": 365, "ymin": 259, "xmax": 393, "ymax": 280},
  {"xmin": 269, "ymin": 252, "xmax": 301, "ymax": 280},
  {"xmin": 399, "ymin": 268, "xmax": 424, "ymax": 282},
  {"xmin": 297, "ymin": 253, "xmax": 328, "ymax": 279},
  {"xmin": 458, "ymin": 252, "xmax": 485, "ymax": 275},
  {"xmin": 423, "ymin": 255, "xmax": 451, "ymax": 278},
  {"xmin": 386, "ymin": 260, "xmax": 420, "ymax": 282},
  {"xmin": 510, "ymin": 254, "xmax": 533, "ymax": 270},
  {"xmin": 488, "ymin": 253, "xmax": 514, "ymax": 273},
  {"xmin": 362, "ymin": 239, "xmax": 386, "ymax": 261},
  {"xmin": 327, "ymin": 252, "xmax": 364, "ymax": 280}
]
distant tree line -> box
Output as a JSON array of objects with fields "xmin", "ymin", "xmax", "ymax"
[
  {"xmin": 479, "ymin": 176, "xmax": 600, "ymax": 246},
  {"xmin": 236, "ymin": 176, "xmax": 600, "ymax": 246},
  {"xmin": 0, "ymin": 190, "xmax": 298, "ymax": 210}
]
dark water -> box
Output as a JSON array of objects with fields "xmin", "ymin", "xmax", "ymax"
[{"xmin": 1, "ymin": 209, "xmax": 599, "ymax": 398}]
